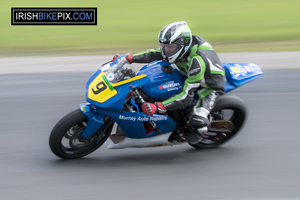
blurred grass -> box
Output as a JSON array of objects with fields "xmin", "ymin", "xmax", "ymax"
[{"xmin": 1, "ymin": 0, "xmax": 300, "ymax": 56}]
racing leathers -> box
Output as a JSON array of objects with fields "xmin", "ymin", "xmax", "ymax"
[{"xmin": 127, "ymin": 35, "xmax": 226, "ymax": 142}]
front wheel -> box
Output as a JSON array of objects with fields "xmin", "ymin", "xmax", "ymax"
[
  {"xmin": 189, "ymin": 95, "xmax": 247, "ymax": 149},
  {"xmin": 49, "ymin": 109, "xmax": 113, "ymax": 159}
]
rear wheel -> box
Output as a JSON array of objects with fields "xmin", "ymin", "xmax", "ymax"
[
  {"xmin": 189, "ymin": 95, "xmax": 246, "ymax": 149},
  {"xmin": 49, "ymin": 109, "xmax": 113, "ymax": 159}
]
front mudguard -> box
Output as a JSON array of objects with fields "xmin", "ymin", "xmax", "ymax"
[{"xmin": 79, "ymin": 103, "xmax": 108, "ymax": 138}]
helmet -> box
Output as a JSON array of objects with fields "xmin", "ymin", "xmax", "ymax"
[{"xmin": 158, "ymin": 21, "xmax": 192, "ymax": 63}]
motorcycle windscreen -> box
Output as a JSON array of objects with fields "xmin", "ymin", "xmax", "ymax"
[{"xmin": 223, "ymin": 63, "xmax": 263, "ymax": 92}]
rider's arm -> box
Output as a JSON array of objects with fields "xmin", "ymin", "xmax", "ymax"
[
  {"xmin": 161, "ymin": 56, "xmax": 206, "ymax": 111},
  {"xmin": 127, "ymin": 48, "xmax": 163, "ymax": 64}
]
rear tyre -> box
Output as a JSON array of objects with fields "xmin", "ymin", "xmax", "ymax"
[
  {"xmin": 189, "ymin": 95, "xmax": 246, "ymax": 149},
  {"xmin": 49, "ymin": 109, "xmax": 113, "ymax": 159}
]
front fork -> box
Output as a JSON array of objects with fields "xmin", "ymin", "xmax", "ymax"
[{"xmin": 79, "ymin": 103, "xmax": 108, "ymax": 138}]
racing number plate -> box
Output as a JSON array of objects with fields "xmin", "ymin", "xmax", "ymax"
[{"xmin": 88, "ymin": 72, "xmax": 117, "ymax": 103}]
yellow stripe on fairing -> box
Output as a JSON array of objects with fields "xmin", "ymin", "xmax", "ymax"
[{"xmin": 111, "ymin": 74, "xmax": 147, "ymax": 87}]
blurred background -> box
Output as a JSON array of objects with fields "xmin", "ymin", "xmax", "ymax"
[
  {"xmin": 1, "ymin": 1, "xmax": 300, "ymax": 200},
  {"xmin": 1, "ymin": 0, "xmax": 300, "ymax": 57}
]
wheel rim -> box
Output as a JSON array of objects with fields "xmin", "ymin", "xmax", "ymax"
[
  {"xmin": 60, "ymin": 120, "xmax": 109, "ymax": 155},
  {"xmin": 196, "ymin": 108, "xmax": 243, "ymax": 145}
]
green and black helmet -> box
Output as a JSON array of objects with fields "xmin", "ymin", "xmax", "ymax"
[{"xmin": 158, "ymin": 21, "xmax": 192, "ymax": 64}]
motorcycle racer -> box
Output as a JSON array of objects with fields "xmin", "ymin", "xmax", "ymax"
[{"xmin": 119, "ymin": 21, "xmax": 226, "ymax": 144}]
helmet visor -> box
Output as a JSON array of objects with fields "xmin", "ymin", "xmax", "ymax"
[{"xmin": 160, "ymin": 43, "xmax": 181, "ymax": 58}]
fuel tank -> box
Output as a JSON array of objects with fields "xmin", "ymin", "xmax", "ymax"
[{"xmin": 136, "ymin": 60, "xmax": 185, "ymax": 101}]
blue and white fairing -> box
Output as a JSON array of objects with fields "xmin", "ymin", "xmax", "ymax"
[
  {"xmin": 223, "ymin": 63, "xmax": 263, "ymax": 92},
  {"xmin": 137, "ymin": 60, "xmax": 185, "ymax": 101},
  {"xmin": 137, "ymin": 61, "xmax": 263, "ymax": 96}
]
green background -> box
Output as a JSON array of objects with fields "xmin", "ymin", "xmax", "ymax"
[{"xmin": 1, "ymin": 0, "xmax": 300, "ymax": 56}]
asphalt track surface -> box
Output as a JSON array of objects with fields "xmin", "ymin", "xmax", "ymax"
[{"xmin": 1, "ymin": 52, "xmax": 300, "ymax": 199}]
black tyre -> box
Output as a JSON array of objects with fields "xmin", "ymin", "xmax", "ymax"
[
  {"xmin": 189, "ymin": 95, "xmax": 247, "ymax": 149},
  {"xmin": 49, "ymin": 109, "xmax": 113, "ymax": 159}
]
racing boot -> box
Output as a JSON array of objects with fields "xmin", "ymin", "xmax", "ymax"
[{"xmin": 187, "ymin": 115, "xmax": 210, "ymax": 144}]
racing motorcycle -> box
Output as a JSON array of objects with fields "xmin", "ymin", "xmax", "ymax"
[{"xmin": 49, "ymin": 54, "xmax": 263, "ymax": 159}]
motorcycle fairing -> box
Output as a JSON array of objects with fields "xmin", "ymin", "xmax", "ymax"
[
  {"xmin": 79, "ymin": 103, "xmax": 177, "ymax": 139},
  {"xmin": 86, "ymin": 69, "xmax": 151, "ymax": 110},
  {"xmin": 223, "ymin": 63, "xmax": 263, "ymax": 92},
  {"xmin": 137, "ymin": 60, "xmax": 185, "ymax": 101},
  {"xmin": 105, "ymin": 132, "xmax": 172, "ymax": 149},
  {"xmin": 79, "ymin": 103, "xmax": 106, "ymax": 138},
  {"xmin": 110, "ymin": 112, "xmax": 177, "ymax": 138},
  {"xmin": 87, "ymin": 72, "xmax": 118, "ymax": 103},
  {"xmin": 87, "ymin": 71, "xmax": 147, "ymax": 104}
]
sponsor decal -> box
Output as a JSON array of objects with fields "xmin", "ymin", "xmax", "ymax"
[
  {"xmin": 230, "ymin": 67, "xmax": 240, "ymax": 73},
  {"xmin": 163, "ymin": 82, "xmax": 180, "ymax": 89},
  {"xmin": 106, "ymin": 73, "xmax": 115, "ymax": 82},
  {"xmin": 100, "ymin": 64, "xmax": 111, "ymax": 72},
  {"xmin": 232, "ymin": 64, "xmax": 248, "ymax": 78},
  {"xmin": 11, "ymin": 8, "xmax": 97, "ymax": 25},
  {"xmin": 231, "ymin": 63, "xmax": 262, "ymax": 79},
  {"xmin": 118, "ymin": 115, "xmax": 167, "ymax": 122},
  {"xmin": 159, "ymin": 82, "xmax": 181, "ymax": 92},
  {"xmin": 244, "ymin": 66, "xmax": 252, "ymax": 72},
  {"xmin": 248, "ymin": 63, "xmax": 263, "ymax": 73}
]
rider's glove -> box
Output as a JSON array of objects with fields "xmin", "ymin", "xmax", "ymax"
[
  {"xmin": 112, "ymin": 54, "xmax": 120, "ymax": 61},
  {"xmin": 141, "ymin": 102, "xmax": 167, "ymax": 116},
  {"xmin": 111, "ymin": 54, "xmax": 133, "ymax": 64},
  {"xmin": 126, "ymin": 54, "xmax": 133, "ymax": 64}
]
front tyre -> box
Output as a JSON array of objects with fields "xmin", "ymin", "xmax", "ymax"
[
  {"xmin": 189, "ymin": 95, "xmax": 247, "ymax": 149},
  {"xmin": 49, "ymin": 109, "xmax": 113, "ymax": 159}
]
